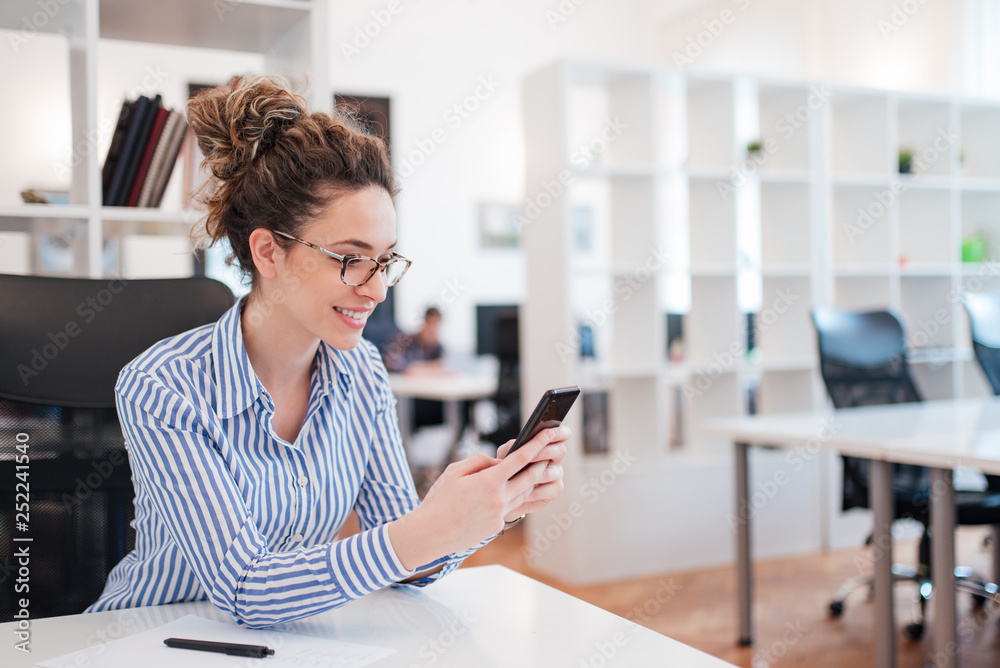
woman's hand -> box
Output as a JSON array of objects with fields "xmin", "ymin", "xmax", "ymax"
[
  {"xmin": 388, "ymin": 426, "xmax": 569, "ymax": 571},
  {"xmin": 496, "ymin": 426, "xmax": 568, "ymax": 521}
]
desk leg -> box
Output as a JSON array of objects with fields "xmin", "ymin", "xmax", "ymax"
[
  {"xmin": 735, "ymin": 441, "xmax": 753, "ymax": 646},
  {"xmin": 443, "ymin": 400, "xmax": 462, "ymax": 463},
  {"xmin": 930, "ymin": 467, "xmax": 957, "ymax": 668},
  {"xmin": 396, "ymin": 397, "xmax": 412, "ymax": 451},
  {"xmin": 870, "ymin": 459, "xmax": 896, "ymax": 668}
]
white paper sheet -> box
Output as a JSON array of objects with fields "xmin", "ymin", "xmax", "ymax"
[{"xmin": 38, "ymin": 614, "xmax": 395, "ymax": 668}]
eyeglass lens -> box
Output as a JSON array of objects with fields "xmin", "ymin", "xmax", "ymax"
[{"xmin": 343, "ymin": 257, "xmax": 408, "ymax": 286}]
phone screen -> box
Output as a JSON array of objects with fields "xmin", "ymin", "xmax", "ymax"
[{"xmin": 508, "ymin": 386, "xmax": 581, "ymax": 454}]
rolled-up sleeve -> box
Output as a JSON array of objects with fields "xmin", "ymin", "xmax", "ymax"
[{"xmin": 117, "ymin": 367, "xmax": 415, "ymax": 628}]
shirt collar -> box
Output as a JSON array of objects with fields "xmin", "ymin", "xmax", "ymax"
[{"xmin": 212, "ymin": 295, "xmax": 348, "ymax": 419}]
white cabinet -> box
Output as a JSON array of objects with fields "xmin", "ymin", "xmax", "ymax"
[{"xmin": 523, "ymin": 59, "xmax": 1000, "ymax": 584}]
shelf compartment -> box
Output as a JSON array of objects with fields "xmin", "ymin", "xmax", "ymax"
[
  {"xmin": 564, "ymin": 68, "xmax": 654, "ymax": 170},
  {"xmin": 685, "ymin": 275, "xmax": 741, "ymax": 363},
  {"xmin": 0, "ymin": 32, "xmax": 75, "ymax": 207},
  {"xmin": 756, "ymin": 83, "xmax": 814, "ymax": 173},
  {"xmin": 829, "ymin": 89, "xmax": 891, "ymax": 175},
  {"xmin": 897, "ymin": 95, "xmax": 955, "ymax": 177},
  {"xmin": 831, "ymin": 185, "xmax": 893, "ymax": 266},
  {"xmin": 960, "ymin": 190, "xmax": 1000, "ymax": 264},
  {"xmin": 99, "ymin": 0, "xmax": 314, "ymax": 54},
  {"xmin": 688, "ymin": 178, "xmax": 736, "ymax": 266},
  {"xmin": 899, "ymin": 275, "xmax": 956, "ymax": 349},
  {"xmin": 960, "ymin": 102, "xmax": 1000, "ymax": 180},
  {"xmin": 610, "ymin": 175, "xmax": 659, "ymax": 270},
  {"xmin": 761, "ymin": 181, "xmax": 811, "ymax": 268},
  {"xmin": 898, "ymin": 187, "xmax": 953, "ymax": 265},
  {"xmin": 834, "ymin": 275, "xmax": 892, "ymax": 311},
  {"xmin": 685, "ymin": 78, "xmax": 735, "ymax": 170},
  {"xmin": 755, "ymin": 276, "xmax": 814, "ymax": 364},
  {"xmin": 611, "ymin": 272, "xmax": 663, "ymax": 372},
  {"xmin": 609, "ymin": 376, "xmax": 666, "ymax": 458}
]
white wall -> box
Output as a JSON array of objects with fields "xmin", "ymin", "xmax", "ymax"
[
  {"xmin": 653, "ymin": 0, "xmax": 982, "ymax": 96},
  {"xmin": 327, "ymin": 0, "xmax": 654, "ymax": 353}
]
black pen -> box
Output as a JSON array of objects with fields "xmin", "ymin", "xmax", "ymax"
[{"xmin": 164, "ymin": 637, "xmax": 275, "ymax": 657}]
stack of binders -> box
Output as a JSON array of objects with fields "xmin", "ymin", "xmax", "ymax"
[{"xmin": 102, "ymin": 94, "xmax": 189, "ymax": 207}]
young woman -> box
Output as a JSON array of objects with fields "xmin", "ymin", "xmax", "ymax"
[{"xmin": 86, "ymin": 75, "xmax": 567, "ymax": 627}]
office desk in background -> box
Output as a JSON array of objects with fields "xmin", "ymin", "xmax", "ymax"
[
  {"xmin": 2, "ymin": 565, "xmax": 736, "ymax": 668},
  {"xmin": 388, "ymin": 371, "xmax": 497, "ymax": 461},
  {"xmin": 710, "ymin": 396, "xmax": 1000, "ymax": 668}
]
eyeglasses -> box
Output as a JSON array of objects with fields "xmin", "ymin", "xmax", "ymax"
[{"xmin": 273, "ymin": 230, "xmax": 412, "ymax": 287}]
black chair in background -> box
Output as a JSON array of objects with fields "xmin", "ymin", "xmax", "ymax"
[
  {"xmin": 961, "ymin": 291, "xmax": 1000, "ymax": 581},
  {"xmin": 0, "ymin": 273, "xmax": 235, "ymax": 621},
  {"xmin": 812, "ymin": 305, "xmax": 1000, "ymax": 640},
  {"xmin": 963, "ymin": 291, "xmax": 1000, "ymax": 398}
]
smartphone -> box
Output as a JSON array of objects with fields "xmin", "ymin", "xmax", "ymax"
[{"xmin": 507, "ymin": 386, "xmax": 581, "ymax": 454}]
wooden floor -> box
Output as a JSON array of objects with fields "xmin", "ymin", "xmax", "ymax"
[{"xmin": 461, "ymin": 524, "xmax": 1000, "ymax": 667}]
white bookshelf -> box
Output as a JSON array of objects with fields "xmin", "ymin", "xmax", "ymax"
[
  {"xmin": 523, "ymin": 59, "xmax": 1000, "ymax": 584},
  {"xmin": 0, "ymin": 0, "xmax": 329, "ymax": 278}
]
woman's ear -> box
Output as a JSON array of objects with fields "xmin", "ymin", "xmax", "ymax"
[{"xmin": 248, "ymin": 228, "xmax": 283, "ymax": 279}]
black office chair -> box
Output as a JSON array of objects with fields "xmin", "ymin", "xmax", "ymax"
[
  {"xmin": 0, "ymin": 273, "xmax": 235, "ymax": 621},
  {"xmin": 812, "ymin": 305, "xmax": 1000, "ymax": 640},
  {"xmin": 963, "ymin": 291, "xmax": 1000, "ymax": 399}
]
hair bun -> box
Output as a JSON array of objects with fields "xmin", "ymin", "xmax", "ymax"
[{"xmin": 187, "ymin": 74, "xmax": 305, "ymax": 181}]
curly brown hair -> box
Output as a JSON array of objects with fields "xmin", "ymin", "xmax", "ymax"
[{"xmin": 186, "ymin": 74, "xmax": 397, "ymax": 290}]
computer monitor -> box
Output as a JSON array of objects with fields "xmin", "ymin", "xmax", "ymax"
[{"xmin": 476, "ymin": 304, "xmax": 519, "ymax": 358}]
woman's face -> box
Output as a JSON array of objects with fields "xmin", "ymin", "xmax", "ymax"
[{"xmin": 275, "ymin": 186, "xmax": 398, "ymax": 350}]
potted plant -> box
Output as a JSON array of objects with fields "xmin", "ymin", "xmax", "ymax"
[
  {"xmin": 898, "ymin": 148, "xmax": 914, "ymax": 174},
  {"xmin": 746, "ymin": 140, "xmax": 763, "ymax": 157}
]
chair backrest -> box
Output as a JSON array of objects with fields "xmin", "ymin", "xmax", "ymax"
[
  {"xmin": 962, "ymin": 291, "xmax": 1000, "ymax": 395},
  {"xmin": 811, "ymin": 305, "xmax": 928, "ymax": 516},
  {"xmin": 811, "ymin": 305, "xmax": 922, "ymax": 408},
  {"xmin": 0, "ymin": 273, "xmax": 234, "ymax": 620},
  {"xmin": 0, "ymin": 273, "xmax": 236, "ymax": 407}
]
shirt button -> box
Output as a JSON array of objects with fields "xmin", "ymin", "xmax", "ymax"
[
  {"xmin": 297, "ymin": 476, "xmax": 309, "ymax": 487},
  {"xmin": 290, "ymin": 533, "xmax": 304, "ymax": 542}
]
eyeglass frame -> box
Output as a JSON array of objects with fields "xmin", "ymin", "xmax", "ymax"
[{"xmin": 272, "ymin": 229, "xmax": 412, "ymax": 287}]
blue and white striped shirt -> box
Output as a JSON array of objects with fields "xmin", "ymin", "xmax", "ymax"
[{"xmin": 86, "ymin": 295, "xmax": 484, "ymax": 627}]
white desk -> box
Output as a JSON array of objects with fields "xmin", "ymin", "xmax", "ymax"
[
  {"xmin": 709, "ymin": 396, "xmax": 1000, "ymax": 668},
  {"xmin": 388, "ymin": 372, "xmax": 498, "ymax": 459},
  {"xmin": 2, "ymin": 565, "xmax": 735, "ymax": 668}
]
